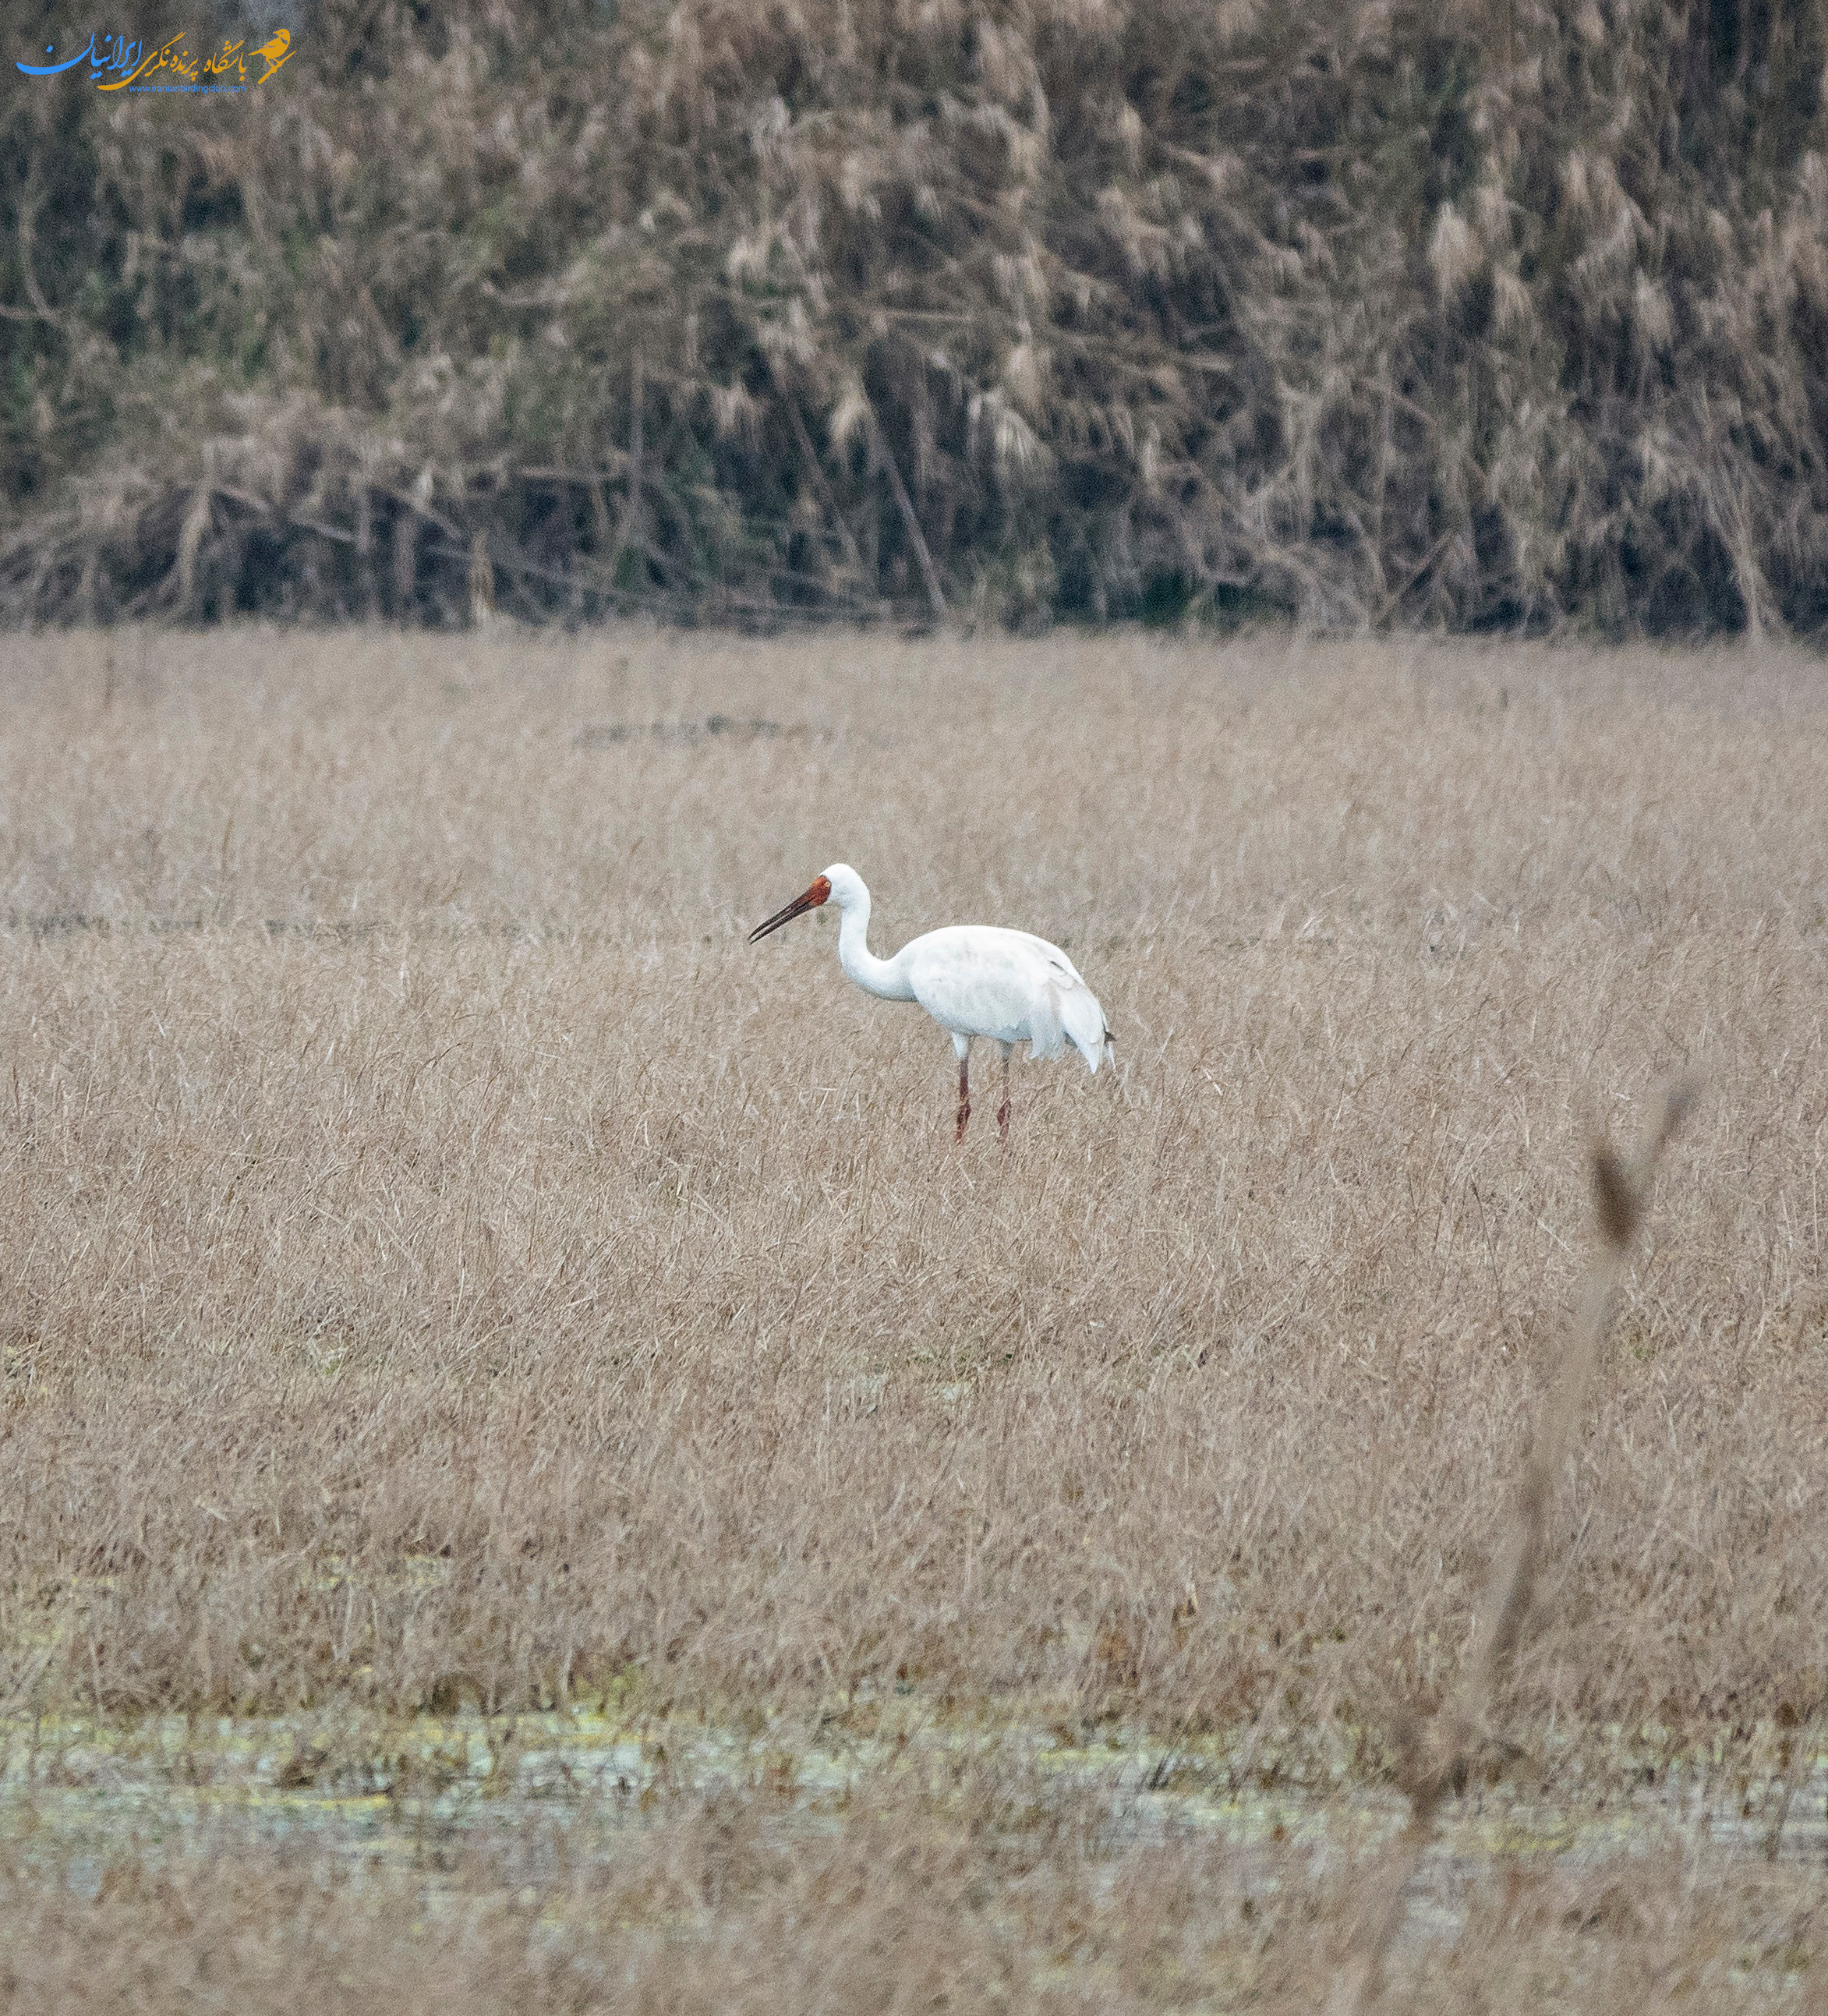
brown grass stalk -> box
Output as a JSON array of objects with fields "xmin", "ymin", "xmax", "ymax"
[{"xmin": 1341, "ymin": 1078, "xmax": 1699, "ymax": 2014}]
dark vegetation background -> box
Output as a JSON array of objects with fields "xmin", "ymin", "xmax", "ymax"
[{"xmin": 4, "ymin": 0, "xmax": 1828, "ymax": 634}]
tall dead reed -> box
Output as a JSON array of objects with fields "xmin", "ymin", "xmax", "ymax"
[{"xmin": 1339, "ymin": 1077, "xmax": 1697, "ymax": 2012}]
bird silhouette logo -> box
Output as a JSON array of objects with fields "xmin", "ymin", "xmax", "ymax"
[{"xmin": 253, "ymin": 28, "xmax": 292, "ymax": 83}]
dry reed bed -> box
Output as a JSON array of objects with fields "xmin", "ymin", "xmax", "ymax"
[
  {"xmin": 9, "ymin": 1, "xmax": 1828, "ymax": 634},
  {"xmin": 0, "ymin": 628, "xmax": 1824, "ymax": 1758}
]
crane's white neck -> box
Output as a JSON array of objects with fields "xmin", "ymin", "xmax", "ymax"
[{"xmin": 831, "ymin": 879, "xmax": 912, "ymax": 1001}]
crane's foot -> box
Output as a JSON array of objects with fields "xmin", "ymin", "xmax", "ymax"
[{"xmin": 955, "ymin": 1061, "xmax": 971, "ymax": 1142}]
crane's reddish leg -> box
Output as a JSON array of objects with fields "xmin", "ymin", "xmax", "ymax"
[
  {"xmin": 955, "ymin": 1056, "xmax": 971, "ymax": 1142},
  {"xmin": 996, "ymin": 1052, "xmax": 1012, "ymax": 1144}
]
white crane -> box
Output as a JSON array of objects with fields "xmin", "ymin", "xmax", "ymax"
[{"xmin": 748, "ymin": 863, "xmax": 1112, "ymax": 1142}]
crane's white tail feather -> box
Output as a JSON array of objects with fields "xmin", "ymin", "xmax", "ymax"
[
  {"xmin": 1027, "ymin": 985, "xmax": 1067, "ymax": 1063},
  {"xmin": 1038, "ymin": 980, "xmax": 1111, "ymax": 1073}
]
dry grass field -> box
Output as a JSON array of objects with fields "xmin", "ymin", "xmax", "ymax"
[{"xmin": 2, "ymin": 624, "xmax": 1826, "ymax": 2008}]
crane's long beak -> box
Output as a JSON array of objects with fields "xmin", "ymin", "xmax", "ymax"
[{"xmin": 748, "ymin": 878, "xmax": 829, "ymax": 944}]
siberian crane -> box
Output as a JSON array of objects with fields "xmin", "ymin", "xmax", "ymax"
[{"xmin": 748, "ymin": 863, "xmax": 1112, "ymax": 1142}]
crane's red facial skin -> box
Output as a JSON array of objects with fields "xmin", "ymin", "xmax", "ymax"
[{"xmin": 748, "ymin": 875, "xmax": 832, "ymax": 944}]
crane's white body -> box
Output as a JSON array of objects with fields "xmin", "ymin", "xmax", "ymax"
[
  {"xmin": 831, "ymin": 893, "xmax": 1109, "ymax": 1070},
  {"xmin": 749, "ymin": 862, "xmax": 1111, "ymax": 1141}
]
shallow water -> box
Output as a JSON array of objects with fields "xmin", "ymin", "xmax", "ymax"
[{"xmin": 5, "ymin": 1707, "xmax": 1823, "ymax": 1939}]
